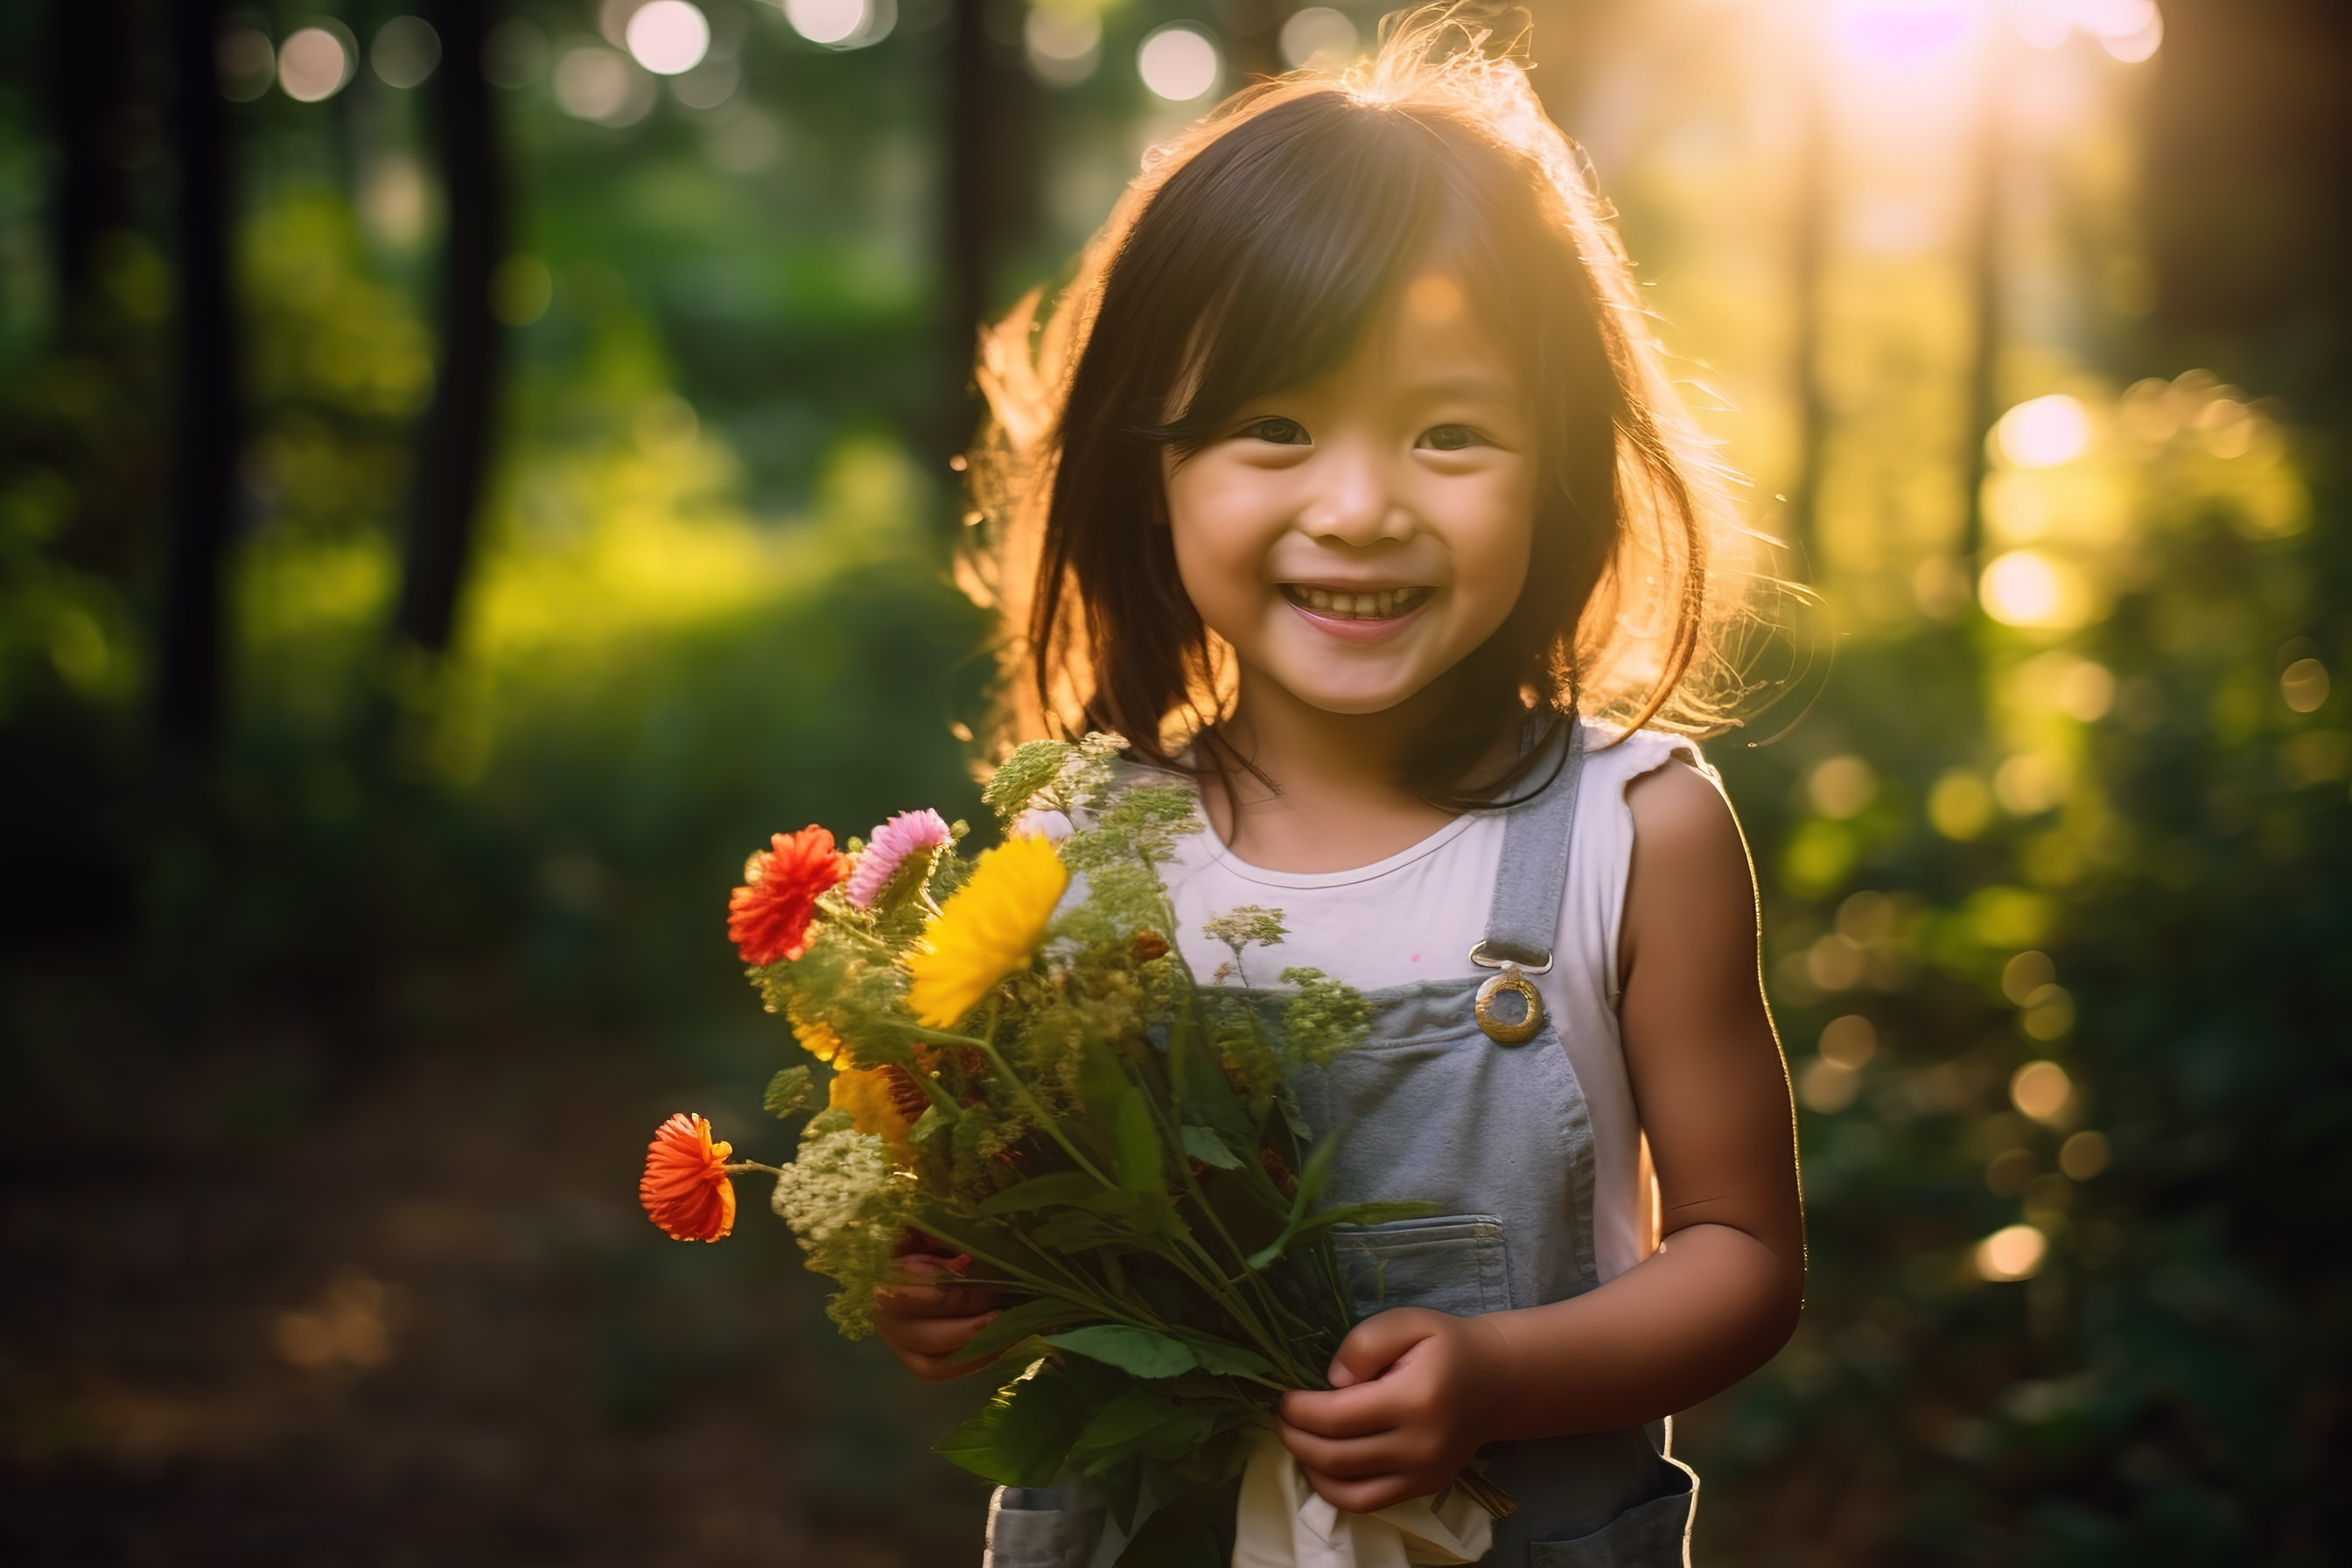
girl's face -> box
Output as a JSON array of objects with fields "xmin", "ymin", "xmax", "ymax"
[{"xmin": 1162, "ymin": 276, "xmax": 1536, "ymax": 720}]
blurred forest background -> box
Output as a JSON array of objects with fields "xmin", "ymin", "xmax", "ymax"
[{"xmin": 1, "ymin": 0, "xmax": 2346, "ymax": 1563}]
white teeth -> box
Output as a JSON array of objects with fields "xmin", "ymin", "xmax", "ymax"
[{"xmin": 1286, "ymin": 585, "xmax": 1429, "ymax": 620}]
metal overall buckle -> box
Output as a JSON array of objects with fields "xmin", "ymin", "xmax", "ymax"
[{"xmin": 1468, "ymin": 941, "xmax": 1550, "ymax": 1046}]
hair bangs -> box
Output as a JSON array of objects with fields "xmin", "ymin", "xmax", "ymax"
[{"xmin": 1147, "ymin": 99, "xmax": 1450, "ymax": 452}]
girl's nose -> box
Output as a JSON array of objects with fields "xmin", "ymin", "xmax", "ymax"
[{"xmin": 1297, "ymin": 444, "xmax": 1413, "ymax": 545}]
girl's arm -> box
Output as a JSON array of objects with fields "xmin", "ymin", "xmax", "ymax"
[{"xmin": 1277, "ymin": 760, "xmax": 1803, "ymax": 1510}]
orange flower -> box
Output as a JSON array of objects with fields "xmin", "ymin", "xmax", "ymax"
[
  {"xmin": 640, "ymin": 1113, "xmax": 738, "ymax": 1242},
  {"xmin": 828, "ymin": 1065, "xmax": 929, "ymax": 1145},
  {"xmin": 729, "ymin": 826, "xmax": 846, "ymax": 965}
]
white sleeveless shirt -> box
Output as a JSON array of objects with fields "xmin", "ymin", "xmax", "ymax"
[{"xmin": 1150, "ymin": 725, "xmax": 1703, "ymax": 1286}]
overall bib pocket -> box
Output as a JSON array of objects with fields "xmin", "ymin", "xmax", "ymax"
[
  {"xmin": 1329, "ymin": 1214, "xmax": 1513, "ymax": 1320},
  {"xmin": 1521, "ymin": 1459, "xmax": 1695, "ymax": 1568}
]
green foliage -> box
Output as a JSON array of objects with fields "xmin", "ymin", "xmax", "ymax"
[
  {"xmin": 1277, "ymin": 968, "xmax": 1375, "ymax": 1068},
  {"xmin": 982, "ymin": 740, "xmax": 1071, "ymax": 822},
  {"xmin": 763, "ymin": 1064, "xmax": 815, "ymax": 1118}
]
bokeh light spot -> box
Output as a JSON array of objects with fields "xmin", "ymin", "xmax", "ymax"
[
  {"xmin": 1807, "ymin": 754, "xmax": 1878, "ymax": 820},
  {"xmin": 1997, "ymin": 394, "xmax": 2093, "ymax": 468},
  {"xmin": 1981, "ymin": 549, "xmax": 2076, "ymax": 627},
  {"xmin": 1820, "ymin": 1015, "xmax": 1878, "ymax": 1070},
  {"xmin": 554, "ymin": 46, "xmax": 655, "ymax": 126},
  {"xmin": 1138, "ymin": 25, "xmax": 1220, "ymax": 102},
  {"xmin": 1280, "ymin": 7, "xmax": 1359, "ymax": 69},
  {"xmin": 2010, "ymin": 1060, "xmax": 2074, "ymax": 1125},
  {"xmin": 786, "ymin": 0, "xmax": 892, "ymax": 49},
  {"xmin": 2057, "ymin": 659, "xmax": 2116, "ymax": 720},
  {"xmin": 1026, "ymin": 4, "xmax": 1102, "ymax": 87},
  {"xmin": 2020, "ymin": 984, "xmax": 2075, "ymax": 1040},
  {"xmin": 626, "ymin": 1, "xmax": 710, "ymax": 74},
  {"xmin": 1975, "ymin": 1224, "xmax": 2048, "ymax": 1283},
  {"xmin": 1030, "ymin": 4, "xmax": 1100, "ymax": 86},
  {"xmin": 2000, "ymin": 950, "xmax": 2054, "ymax": 1005},
  {"xmin": 1993, "ymin": 752, "xmax": 2068, "ymax": 815},
  {"xmin": 2058, "ymin": 1130, "xmax": 2111, "ymax": 1180},
  {"xmin": 2280, "ymin": 657, "xmax": 2330, "ymax": 714},
  {"xmin": 1928, "ymin": 771, "xmax": 1992, "ymax": 840},
  {"xmin": 217, "ymin": 27, "xmax": 276, "ymax": 102},
  {"xmin": 1805, "ymin": 933, "xmax": 1867, "ymax": 992},
  {"xmin": 371, "ymin": 16, "xmax": 441, "ymax": 89},
  {"xmin": 1798, "ymin": 1058, "xmax": 1861, "ymax": 1114},
  {"xmin": 278, "ymin": 25, "xmax": 354, "ymax": 102}
]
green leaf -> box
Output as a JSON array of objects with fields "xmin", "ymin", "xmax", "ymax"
[
  {"xmin": 762, "ymin": 1065, "xmax": 814, "ymax": 1118},
  {"xmin": 1114, "ymin": 1088, "xmax": 1166, "ymax": 1195},
  {"xmin": 1069, "ymin": 1385, "xmax": 1184, "ymax": 1454},
  {"xmin": 977, "ymin": 1172, "xmax": 1113, "ymax": 1214},
  {"xmin": 1043, "ymin": 1325, "xmax": 1200, "ymax": 1380},
  {"xmin": 1077, "ymin": 1039, "xmax": 1132, "ymax": 1129},
  {"xmin": 1029, "ymin": 1209, "xmax": 1130, "ymax": 1252},
  {"xmin": 1180, "ymin": 1124, "xmax": 1242, "ymax": 1169},
  {"xmin": 1244, "ymin": 1136, "xmax": 1342, "ymax": 1270},
  {"xmin": 934, "ymin": 1361, "xmax": 1100, "ymax": 1488},
  {"xmin": 1185, "ymin": 1340, "xmax": 1275, "ymax": 1378},
  {"xmin": 953, "ymin": 1296, "xmax": 1100, "ymax": 1364}
]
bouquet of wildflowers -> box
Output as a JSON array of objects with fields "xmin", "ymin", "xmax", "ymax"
[{"xmin": 637, "ymin": 735, "xmax": 1503, "ymax": 1564}]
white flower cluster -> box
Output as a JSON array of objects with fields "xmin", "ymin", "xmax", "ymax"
[{"xmin": 769, "ymin": 1120, "xmax": 890, "ymax": 1243}]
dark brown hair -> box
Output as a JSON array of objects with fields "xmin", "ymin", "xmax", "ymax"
[{"xmin": 960, "ymin": 10, "xmax": 1754, "ymax": 803}]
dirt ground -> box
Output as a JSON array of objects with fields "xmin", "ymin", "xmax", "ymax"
[{"xmin": 0, "ymin": 962, "xmax": 997, "ymax": 1567}]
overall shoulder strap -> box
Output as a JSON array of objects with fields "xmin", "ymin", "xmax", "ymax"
[{"xmin": 1473, "ymin": 721, "xmax": 1588, "ymax": 972}]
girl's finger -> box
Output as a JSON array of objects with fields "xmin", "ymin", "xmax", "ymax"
[
  {"xmin": 1277, "ymin": 1382, "xmax": 1405, "ymax": 1438},
  {"xmin": 878, "ymin": 1310, "xmax": 999, "ymax": 1357},
  {"xmin": 1274, "ymin": 1421, "xmax": 1406, "ymax": 1480},
  {"xmin": 875, "ymin": 1281, "xmax": 996, "ymax": 1318},
  {"xmin": 1327, "ymin": 1309, "xmax": 1438, "ymax": 1388}
]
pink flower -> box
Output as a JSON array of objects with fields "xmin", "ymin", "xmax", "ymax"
[{"xmin": 844, "ymin": 808, "xmax": 953, "ymax": 909}]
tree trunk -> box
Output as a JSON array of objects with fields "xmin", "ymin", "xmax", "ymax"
[
  {"xmin": 49, "ymin": 0, "xmax": 140, "ymax": 315},
  {"xmin": 396, "ymin": 0, "xmax": 506, "ymax": 654},
  {"xmin": 155, "ymin": 0, "xmax": 239, "ymax": 761},
  {"xmin": 938, "ymin": 0, "xmax": 1040, "ymax": 468}
]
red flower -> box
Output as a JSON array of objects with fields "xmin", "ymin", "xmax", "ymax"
[
  {"xmin": 728, "ymin": 826, "xmax": 845, "ymax": 965},
  {"xmin": 640, "ymin": 1113, "xmax": 738, "ymax": 1242}
]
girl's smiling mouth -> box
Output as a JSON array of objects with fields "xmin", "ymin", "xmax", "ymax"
[
  {"xmin": 1278, "ymin": 584, "xmax": 1436, "ymax": 622},
  {"xmin": 1276, "ymin": 583, "xmax": 1438, "ymax": 645}
]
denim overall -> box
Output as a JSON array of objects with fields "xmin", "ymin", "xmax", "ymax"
[{"xmin": 987, "ymin": 729, "xmax": 1697, "ymax": 1567}]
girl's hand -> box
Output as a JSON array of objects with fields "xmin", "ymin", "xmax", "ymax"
[
  {"xmin": 872, "ymin": 1236, "xmax": 1001, "ymax": 1381},
  {"xmin": 1273, "ymin": 1307, "xmax": 1509, "ymax": 1513}
]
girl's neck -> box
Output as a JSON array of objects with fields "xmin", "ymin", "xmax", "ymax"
[{"xmin": 1198, "ymin": 668, "xmax": 1508, "ymax": 874}]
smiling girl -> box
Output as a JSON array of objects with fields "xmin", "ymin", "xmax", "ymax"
[{"xmin": 882, "ymin": 13, "xmax": 1802, "ymax": 1565}]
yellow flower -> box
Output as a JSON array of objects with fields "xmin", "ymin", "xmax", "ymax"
[
  {"xmin": 789, "ymin": 1004, "xmax": 847, "ymax": 1065},
  {"xmin": 906, "ymin": 835, "xmax": 1068, "ymax": 1027},
  {"xmin": 829, "ymin": 1066, "xmax": 918, "ymax": 1145}
]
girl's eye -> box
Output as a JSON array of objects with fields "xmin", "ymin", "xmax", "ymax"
[
  {"xmin": 1242, "ymin": 416, "xmax": 1311, "ymax": 445},
  {"xmin": 1418, "ymin": 424, "xmax": 1486, "ymax": 452}
]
